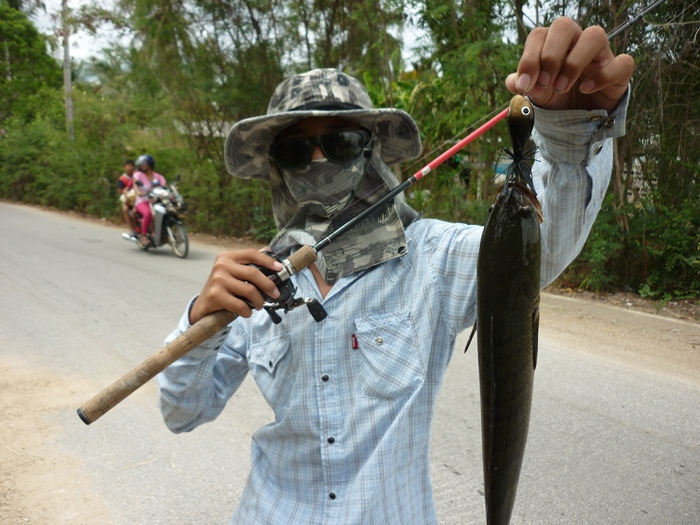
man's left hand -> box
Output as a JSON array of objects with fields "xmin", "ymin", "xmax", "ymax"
[{"xmin": 505, "ymin": 17, "xmax": 634, "ymax": 113}]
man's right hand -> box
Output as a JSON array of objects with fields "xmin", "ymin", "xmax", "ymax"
[{"xmin": 188, "ymin": 249, "xmax": 283, "ymax": 325}]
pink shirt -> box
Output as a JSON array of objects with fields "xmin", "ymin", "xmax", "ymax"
[{"xmin": 134, "ymin": 171, "xmax": 166, "ymax": 205}]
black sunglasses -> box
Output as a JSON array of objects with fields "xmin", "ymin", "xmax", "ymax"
[{"xmin": 270, "ymin": 129, "xmax": 371, "ymax": 170}]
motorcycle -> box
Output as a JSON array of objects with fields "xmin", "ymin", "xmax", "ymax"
[{"xmin": 123, "ymin": 176, "xmax": 189, "ymax": 258}]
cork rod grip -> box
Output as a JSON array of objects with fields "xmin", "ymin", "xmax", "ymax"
[
  {"xmin": 286, "ymin": 244, "xmax": 317, "ymax": 272},
  {"xmin": 77, "ymin": 310, "xmax": 236, "ymax": 425}
]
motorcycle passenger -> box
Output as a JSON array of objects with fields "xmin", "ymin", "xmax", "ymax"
[
  {"xmin": 134, "ymin": 154, "xmax": 166, "ymax": 246},
  {"xmin": 117, "ymin": 159, "xmax": 137, "ymax": 235}
]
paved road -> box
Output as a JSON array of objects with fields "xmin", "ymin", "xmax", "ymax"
[{"xmin": 1, "ymin": 202, "xmax": 699, "ymax": 524}]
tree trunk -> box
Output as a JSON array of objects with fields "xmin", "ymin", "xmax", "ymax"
[{"xmin": 62, "ymin": 0, "xmax": 74, "ymax": 141}]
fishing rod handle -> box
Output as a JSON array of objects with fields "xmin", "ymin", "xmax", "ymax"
[
  {"xmin": 77, "ymin": 245, "xmax": 318, "ymax": 425},
  {"xmin": 77, "ymin": 309, "xmax": 237, "ymax": 425},
  {"xmin": 284, "ymin": 244, "xmax": 317, "ymax": 275}
]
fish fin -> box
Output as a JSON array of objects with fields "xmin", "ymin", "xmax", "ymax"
[
  {"xmin": 464, "ymin": 321, "xmax": 477, "ymax": 353},
  {"xmin": 532, "ymin": 306, "xmax": 540, "ymax": 370}
]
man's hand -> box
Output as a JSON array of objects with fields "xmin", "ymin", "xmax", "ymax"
[
  {"xmin": 189, "ymin": 249, "xmax": 282, "ymax": 325},
  {"xmin": 505, "ymin": 17, "xmax": 634, "ymax": 113}
]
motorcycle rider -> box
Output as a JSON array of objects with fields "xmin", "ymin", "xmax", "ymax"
[{"xmin": 133, "ymin": 154, "xmax": 167, "ymax": 246}]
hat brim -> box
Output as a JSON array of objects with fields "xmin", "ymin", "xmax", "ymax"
[{"xmin": 224, "ymin": 108, "xmax": 421, "ymax": 180}]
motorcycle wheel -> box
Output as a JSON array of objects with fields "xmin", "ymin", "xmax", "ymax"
[{"xmin": 167, "ymin": 222, "xmax": 189, "ymax": 258}]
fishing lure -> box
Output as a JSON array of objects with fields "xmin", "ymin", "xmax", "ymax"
[{"xmin": 502, "ymin": 95, "xmax": 538, "ymax": 196}]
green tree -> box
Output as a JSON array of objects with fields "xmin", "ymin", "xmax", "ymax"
[{"xmin": 0, "ymin": 1, "xmax": 62, "ymax": 123}]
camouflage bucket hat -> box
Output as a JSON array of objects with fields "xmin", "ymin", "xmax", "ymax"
[{"xmin": 224, "ymin": 68, "xmax": 422, "ymax": 180}]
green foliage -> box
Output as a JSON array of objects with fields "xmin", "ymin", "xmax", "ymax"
[
  {"xmin": 3, "ymin": 0, "xmax": 700, "ymax": 296},
  {"xmin": 0, "ymin": 115, "xmax": 113, "ymax": 215},
  {"xmin": 631, "ymin": 196, "xmax": 700, "ymax": 297},
  {"xmin": 560, "ymin": 192, "xmax": 700, "ymax": 298},
  {"xmin": 0, "ymin": 2, "xmax": 63, "ymax": 123}
]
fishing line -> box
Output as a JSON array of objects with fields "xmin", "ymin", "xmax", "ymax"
[
  {"xmin": 278, "ymin": 101, "xmax": 513, "ymax": 241},
  {"xmin": 303, "ymin": 0, "xmax": 666, "ymax": 227},
  {"xmin": 278, "ymin": 7, "xmax": 661, "ymax": 255},
  {"xmin": 313, "ymin": 108, "xmax": 509, "ymax": 252},
  {"xmin": 400, "ymin": 103, "xmax": 510, "ymax": 178}
]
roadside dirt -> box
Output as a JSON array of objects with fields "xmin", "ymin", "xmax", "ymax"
[
  {"xmin": 545, "ymin": 286, "xmax": 700, "ymax": 323},
  {"xmin": 0, "ymin": 358, "xmax": 110, "ymax": 525},
  {"xmin": 539, "ymin": 292, "xmax": 700, "ymax": 386}
]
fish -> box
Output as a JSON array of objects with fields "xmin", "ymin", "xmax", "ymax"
[{"xmin": 470, "ymin": 95, "xmax": 543, "ymax": 525}]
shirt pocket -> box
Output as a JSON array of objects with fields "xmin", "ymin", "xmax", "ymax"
[
  {"xmin": 354, "ymin": 310, "xmax": 424, "ymax": 400},
  {"xmin": 248, "ymin": 336, "xmax": 294, "ymax": 416}
]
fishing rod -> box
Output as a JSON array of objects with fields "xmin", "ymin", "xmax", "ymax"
[
  {"xmin": 606, "ymin": 0, "xmax": 667, "ymax": 40},
  {"xmin": 322, "ymin": 0, "xmax": 657, "ymax": 247},
  {"xmin": 78, "ymin": 6, "xmax": 658, "ymax": 425},
  {"xmin": 76, "ymin": 109, "xmax": 509, "ymax": 425},
  {"xmin": 314, "ymin": 108, "xmax": 509, "ymax": 251}
]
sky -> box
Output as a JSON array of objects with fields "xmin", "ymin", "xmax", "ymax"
[
  {"xmin": 33, "ymin": 0, "xmax": 124, "ymax": 62},
  {"xmin": 31, "ymin": 0, "xmax": 427, "ymax": 66}
]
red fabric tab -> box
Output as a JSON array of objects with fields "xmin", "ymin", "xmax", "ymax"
[{"xmin": 351, "ymin": 334, "xmax": 358, "ymax": 350}]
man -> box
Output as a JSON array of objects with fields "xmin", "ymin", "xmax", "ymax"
[
  {"xmin": 158, "ymin": 18, "xmax": 634, "ymax": 524},
  {"xmin": 117, "ymin": 159, "xmax": 136, "ymax": 234}
]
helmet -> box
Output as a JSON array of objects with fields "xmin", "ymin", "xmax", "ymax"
[{"xmin": 136, "ymin": 154, "xmax": 155, "ymax": 171}]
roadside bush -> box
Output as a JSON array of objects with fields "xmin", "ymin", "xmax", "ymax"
[
  {"xmin": 558, "ymin": 193, "xmax": 700, "ymax": 298},
  {"xmin": 630, "ymin": 197, "xmax": 700, "ymax": 297}
]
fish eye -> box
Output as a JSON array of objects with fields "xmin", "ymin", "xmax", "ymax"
[{"xmin": 521, "ymin": 107, "xmax": 531, "ymax": 116}]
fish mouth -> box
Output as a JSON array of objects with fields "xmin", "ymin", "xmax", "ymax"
[{"xmin": 505, "ymin": 181, "xmax": 543, "ymax": 223}]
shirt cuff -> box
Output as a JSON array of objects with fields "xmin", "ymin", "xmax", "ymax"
[
  {"xmin": 164, "ymin": 296, "xmax": 232, "ymax": 358},
  {"xmin": 532, "ymin": 87, "xmax": 630, "ymax": 165}
]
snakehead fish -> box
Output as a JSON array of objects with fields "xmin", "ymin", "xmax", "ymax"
[{"xmin": 473, "ymin": 95, "xmax": 543, "ymax": 525}]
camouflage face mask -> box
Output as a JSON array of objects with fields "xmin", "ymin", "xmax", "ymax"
[
  {"xmin": 280, "ymin": 155, "xmax": 367, "ymax": 218},
  {"xmin": 270, "ymin": 153, "xmax": 419, "ymax": 285}
]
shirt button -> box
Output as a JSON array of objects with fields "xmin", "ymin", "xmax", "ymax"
[
  {"xmin": 604, "ymin": 117, "xmax": 615, "ymax": 130},
  {"xmin": 329, "ymin": 492, "xmax": 336, "ymax": 500},
  {"xmin": 594, "ymin": 145, "xmax": 603, "ymax": 155},
  {"xmin": 321, "ymin": 374, "xmax": 329, "ymax": 382},
  {"xmin": 587, "ymin": 115, "xmax": 603, "ymax": 122},
  {"xmin": 327, "ymin": 436, "xmax": 335, "ymax": 444},
  {"xmin": 376, "ymin": 337, "xmax": 384, "ymax": 345}
]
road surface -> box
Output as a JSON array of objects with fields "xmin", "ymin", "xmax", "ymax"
[{"xmin": 1, "ymin": 202, "xmax": 699, "ymax": 524}]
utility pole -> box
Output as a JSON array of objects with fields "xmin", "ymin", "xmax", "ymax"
[{"xmin": 62, "ymin": 0, "xmax": 74, "ymax": 141}]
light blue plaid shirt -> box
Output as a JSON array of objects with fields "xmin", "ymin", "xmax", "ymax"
[{"xmin": 158, "ymin": 98, "xmax": 628, "ymax": 524}]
